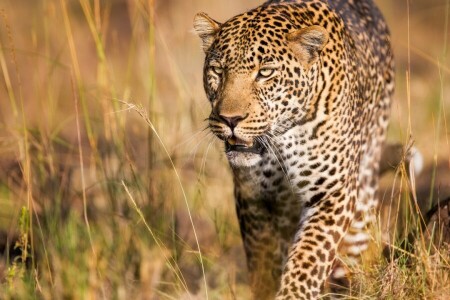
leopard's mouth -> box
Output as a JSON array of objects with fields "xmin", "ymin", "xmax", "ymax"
[{"xmin": 225, "ymin": 136, "xmax": 265, "ymax": 155}]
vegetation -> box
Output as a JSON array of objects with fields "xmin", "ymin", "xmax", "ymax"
[{"xmin": 0, "ymin": 0, "xmax": 448, "ymax": 299}]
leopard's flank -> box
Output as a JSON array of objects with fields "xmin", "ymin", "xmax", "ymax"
[{"xmin": 194, "ymin": 0, "xmax": 394, "ymax": 299}]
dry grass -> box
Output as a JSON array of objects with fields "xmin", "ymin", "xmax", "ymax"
[{"xmin": 0, "ymin": 0, "xmax": 449, "ymax": 299}]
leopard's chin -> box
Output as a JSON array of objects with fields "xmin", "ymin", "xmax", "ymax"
[
  {"xmin": 224, "ymin": 138, "xmax": 265, "ymax": 167},
  {"xmin": 225, "ymin": 151, "xmax": 262, "ymax": 167}
]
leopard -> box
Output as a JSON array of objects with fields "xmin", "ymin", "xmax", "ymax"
[{"xmin": 193, "ymin": 0, "xmax": 394, "ymax": 299}]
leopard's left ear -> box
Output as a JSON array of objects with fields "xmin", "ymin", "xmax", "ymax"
[
  {"xmin": 287, "ymin": 25, "xmax": 329, "ymax": 67},
  {"xmin": 193, "ymin": 12, "xmax": 221, "ymax": 53}
]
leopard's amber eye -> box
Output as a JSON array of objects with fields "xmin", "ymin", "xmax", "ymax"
[
  {"xmin": 258, "ymin": 68, "xmax": 275, "ymax": 78},
  {"xmin": 211, "ymin": 66, "xmax": 223, "ymax": 75}
]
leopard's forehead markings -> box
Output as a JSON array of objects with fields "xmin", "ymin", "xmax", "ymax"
[{"xmin": 209, "ymin": 6, "xmax": 295, "ymax": 69}]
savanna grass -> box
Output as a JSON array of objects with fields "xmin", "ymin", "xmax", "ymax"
[{"xmin": 0, "ymin": 0, "xmax": 449, "ymax": 299}]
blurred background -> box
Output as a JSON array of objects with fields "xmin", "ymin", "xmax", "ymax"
[{"xmin": 0, "ymin": 0, "xmax": 448, "ymax": 298}]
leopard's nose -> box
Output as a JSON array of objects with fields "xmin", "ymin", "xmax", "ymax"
[{"xmin": 219, "ymin": 113, "xmax": 248, "ymax": 130}]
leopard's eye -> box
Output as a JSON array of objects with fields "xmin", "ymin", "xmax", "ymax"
[
  {"xmin": 211, "ymin": 66, "xmax": 223, "ymax": 75},
  {"xmin": 257, "ymin": 68, "xmax": 275, "ymax": 78}
]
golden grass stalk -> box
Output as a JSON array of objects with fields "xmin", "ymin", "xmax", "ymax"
[
  {"xmin": 122, "ymin": 180, "xmax": 190, "ymax": 296},
  {"xmin": 121, "ymin": 101, "xmax": 209, "ymax": 299}
]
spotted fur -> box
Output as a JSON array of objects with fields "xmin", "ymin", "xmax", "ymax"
[{"xmin": 194, "ymin": 0, "xmax": 394, "ymax": 299}]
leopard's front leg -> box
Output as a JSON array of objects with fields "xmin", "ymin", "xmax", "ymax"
[
  {"xmin": 236, "ymin": 197, "xmax": 283, "ymax": 300},
  {"xmin": 276, "ymin": 188, "xmax": 356, "ymax": 299}
]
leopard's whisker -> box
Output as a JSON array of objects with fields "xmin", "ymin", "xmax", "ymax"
[
  {"xmin": 173, "ymin": 126, "xmax": 212, "ymax": 151},
  {"xmin": 259, "ymin": 135, "xmax": 295, "ymax": 194},
  {"xmin": 199, "ymin": 134, "xmax": 216, "ymax": 179},
  {"xmin": 188, "ymin": 132, "xmax": 215, "ymax": 164}
]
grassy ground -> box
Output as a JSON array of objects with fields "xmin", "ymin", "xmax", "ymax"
[{"xmin": 0, "ymin": 0, "xmax": 449, "ymax": 299}]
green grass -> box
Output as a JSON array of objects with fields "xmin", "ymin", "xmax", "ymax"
[{"xmin": 0, "ymin": 0, "xmax": 449, "ymax": 299}]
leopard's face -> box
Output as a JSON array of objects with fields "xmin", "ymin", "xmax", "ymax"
[{"xmin": 195, "ymin": 10, "xmax": 328, "ymax": 167}]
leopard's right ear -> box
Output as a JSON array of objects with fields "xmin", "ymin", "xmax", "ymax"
[
  {"xmin": 193, "ymin": 12, "xmax": 221, "ymax": 53},
  {"xmin": 287, "ymin": 25, "xmax": 329, "ymax": 68}
]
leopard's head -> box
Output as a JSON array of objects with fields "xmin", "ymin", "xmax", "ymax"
[{"xmin": 194, "ymin": 6, "xmax": 328, "ymax": 167}]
